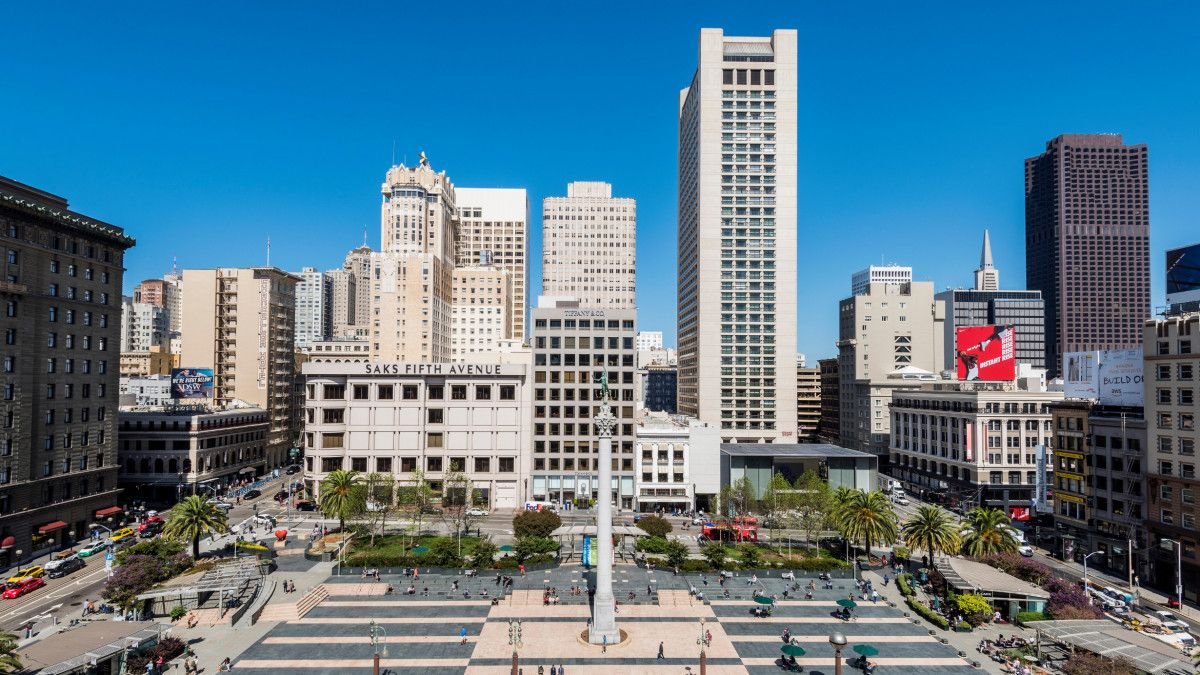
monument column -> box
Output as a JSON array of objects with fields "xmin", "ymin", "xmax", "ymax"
[{"xmin": 588, "ymin": 394, "xmax": 620, "ymax": 645}]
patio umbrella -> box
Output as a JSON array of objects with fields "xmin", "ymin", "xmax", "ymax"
[
  {"xmin": 412, "ymin": 545, "xmax": 429, "ymax": 554},
  {"xmin": 753, "ymin": 595, "xmax": 775, "ymax": 605},
  {"xmin": 498, "ymin": 545, "xmax": 515, "ymax": 552},
  {"xmin": 781, "ymin": 644, "xmax": 807, "ymax": 657},
  {"xmin": 836, "ymin": 598, "xmax": 858, "ymax": 609},
  {"xmin": 853, "ymin": 645, "xmax": 879, "ymax": 657}
]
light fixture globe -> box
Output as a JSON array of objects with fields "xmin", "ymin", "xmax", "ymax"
[{"xmin": 829, "ymin": 632, "xmax": 848, "ymax": 648}]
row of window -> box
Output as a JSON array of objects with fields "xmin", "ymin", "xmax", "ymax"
[
  {"xmin": 318, "ymin": 455, "xmax": 516, "ymax": 474},
  {"xmin": 316, "ymin": 383, "xmax": 517, "ymax": 402}
]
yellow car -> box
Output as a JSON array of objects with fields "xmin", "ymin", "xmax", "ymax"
[
  {"xmin": 110, "ymin": 527, "xmax": 136, "ymax": 543},
  {"xmin": 6, "ymin": 566, "xmax": 44, "ymax": 585}
]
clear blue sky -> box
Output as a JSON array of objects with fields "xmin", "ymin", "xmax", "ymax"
[{"xmin": 3, "ymin": 2, "xmax": 1198, "ymax": 361}]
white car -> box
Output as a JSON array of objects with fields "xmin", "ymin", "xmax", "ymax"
[
  {"xmin": 1018, "ymin": 545, "xmax": 1034, "ymax": 557},
  {"xmin": 466, "ymin": 508, "xmax": 490, "ymax": 517},
  {"xmin": 207, "ymin": 499, "xmax": 234, "ymax": 511},
  {"xmin": 894, "ymin": 496, "xmax": 910, "ymax": 506}
]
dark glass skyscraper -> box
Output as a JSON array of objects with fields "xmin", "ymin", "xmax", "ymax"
[{"xmin": 1025, "ymin": 134, "xmax": 1150, "ymax": 377}]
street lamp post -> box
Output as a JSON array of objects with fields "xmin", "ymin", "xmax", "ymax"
[
  {"xmin": 830, "ymin": 632, "xmax": 848, "ymax": 675},
  {"xmin": 1162, "ymin": 538, "xmax": 1185, "ymax": 610},
  {"xmin": 1082, "ymin": 551, "xmax": 1103, "ymax": 604},
  {"xmin": 368, "ymin": 619, "xmax": 386, "ymax": 675},
  {"xmin": 507, "ymin": 618, "xmax": 523, "ymax": 675}
]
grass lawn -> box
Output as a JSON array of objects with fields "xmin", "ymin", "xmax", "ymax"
[{"xmin": 345, "ymin": 534, "xmax": 484, "ymax": 566}]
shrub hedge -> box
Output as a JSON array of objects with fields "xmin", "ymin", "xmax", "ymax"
[
  {"xmin": 906, "ymin": 596, "xmax": 949, "ymax": 629},
  {"xmin": 1016, "ymin": 611, "xmax": 1047, "ymax": 626},
  {"xmin": 897, "ymin": 573, "xmax": 914, "ymax": 597}
]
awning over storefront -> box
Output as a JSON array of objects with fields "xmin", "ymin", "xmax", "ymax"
[
  {"xmin": 239, "ymin": 467, "xmax": 258, "ymax": 474},
  {"xmin": 94, "ymin": 506, "xmax": 122, "ymax": 518},
  {"xmin": 0, "ymin": 536, "xmax": 15, "ymax": 550},
  {"xmin": 38, "ymin": 521, "xmax": 68, "ymax": 534}
]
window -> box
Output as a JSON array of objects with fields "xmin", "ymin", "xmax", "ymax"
[
  {"xmin": 499, "ymin": 385, "xmax": 516, "ymax": 401},
  {"xmin": 476, "ymin": 385, "xmax": 491, "ymax": 400},
  {"xmin": 350, "ymin": 457, "xmax": 367, "ymax": 472},
  {"xmin": 427, "ymin": 408, "xmax": 443, "ymax": 424},
  {"xmin": 1161, "ymin": 484, "xmax": 1174, "ymax": 500},
  {"xmin": 377, "ymin": 385, "xmax": 394, "ymax": 400},
  {"xmin": 321, "ymin": 433, "xmax": 344, "ymax": 449},
  {"xmin": 376, "ymin": 457, "xmax": 392, "ymax": 473},
  {"xmin": 323, "ymin": 385, "xmax": 345, "ymax": 400},
  {"xmin": 498, "ymin": 457, "xmax": 515, "ymax": 473},
  {"xmin": 352, "ymin": 384, "xmax": 369, "ymax": 400},
  {"xmin": 400, "ymin": 457, "xmax": 417, "ymax": 473},
  {"xmin": 5, "ymin": 250, "xmax": 16, "ymax": 265},
  {"xmin": 426, "ymin": 457, "xmax": 442, "ymax": 472},
  {"xmin": 428, "ymin": 385, "xmax": 444, "ymax": 400},
  {"xmin": 1162, "ymin": 510, "xmax": 1175, "ymax": 525},
  {"xmin": 402, "ymin": 385, "xmax": 418, "ymax": 400},
  {"xmin": 427, "ymin": 432, "xmax": 443, "ymax": 448},
  {"xmin": 474, "ymin": 457, "xmax": 490, "ymax": 472},
  {"xmin": 451, "ymin": 385, "xmax": 467, "ymax": 400}
]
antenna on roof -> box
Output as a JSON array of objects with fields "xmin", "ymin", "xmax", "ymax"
[
  {"xmin": 266, "ymin": 236, "xmax": 271, "ymax": 267},
  {"xmin": 363, "ymin": 226, "xmax": 368, "ymax": 248}
]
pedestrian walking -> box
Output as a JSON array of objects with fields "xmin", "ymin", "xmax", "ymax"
[
  {"xmin": 82, "ymin": 599, "xmax": 90, "ymax": 617},
  {"xmin": 657, "ymin": 641, "xmax": 665, "ymax": 659},
  {"xmin": 460, "ymin": 625, "xmax": 468, "ymax": 644}
]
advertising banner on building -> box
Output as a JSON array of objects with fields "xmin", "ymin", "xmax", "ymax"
[
  {"xmin": 170, "ymin": 368, "xmax": 214, "ymax": 399},
  {"xmin": 955, "ymin": 325, "xmax": 1016, "ymax": 381},
  {"xmin": 1167, "ymin": 243, "xmax": 1200, "ymax": 306},
  {"xmin": 1033, "ymin": 444, "xmax": 1050, "ymax": 513},
  {"xmin": 1063, "ymin": 348, "xmax": 1144, "ymax": 406}
]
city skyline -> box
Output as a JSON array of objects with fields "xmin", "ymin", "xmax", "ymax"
[{"xmin": 3, "ymin": 3, "xmax": 1199, "ymax": 360}]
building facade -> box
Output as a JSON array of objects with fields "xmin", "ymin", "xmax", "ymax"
[
  {"xmin": 677, "ymin": 28, "xmax": 798, "ymax": 443},
  {"xmin": 635, "ymin": 413, "xmax": 720, "ymax": 513},
  {"xmin": 303, "ymin": 339, "xmax": 372, "ymax": 364},
  {"xmin": 838, "ymin": 278, "xmax": 945, "ymax": 458},
  {"xmin": 1144, "ymin": 311, "xmax": 1200, "ymax": 603},
  {"xmin": 134, "ymin": 277, "xmax": 179, "ymax": 334},
  {"xmin": 890, "ymin": 382, "xmax": 1062, "ymax": 512},
  {"xmin": 644, "ymin": 366, "xmax": 678, "ymax": 413},
  {"xmin": 541, "ymin": 182, "xmax": 635, "ymax": 310},
  {"xmin": 530, "ymin": 305, "xmax": 638, "ymax": 509},
  {"xmin": 120, "ymin": 296, "xmax": 168, "ymax": 353},
  {"xmin": 938, "ymin": 289, "xmax": 1046, "ymax": 373},
  {"xmin": 330, "ymin": 245, "xmax": 372, "ymax": 340},
  {"xmin": 180, "ymin": 267, "xmax": 299, "ymax": 468},
  {"xmin": 0, "ymin": 176, "xmax": 133, "ymax": 563},
  {"xmin": 302, "ymin": 360, "xmax": 531, "ymax": 509},
  {"xmin": 451, "ymin": 265, "xmax": 511, "ymax": 362},
  {"xmin": 1025, "ymin": 134, "xmax": 1150, "ymax": 377},
  {"xmin": 117, "ymin": 407, "xmax": 269, "ymax": 503},
  {"xmin": 637, "ymin": 331, "xmax": 663, "ymax": 352},
  {"xmin": 455, "ymin": 188, "xmax": 528, "ymax": 339},
  {"xmin": 818, "ymin": 358, "xmax": 840, "ymax": 443},
  {"xmin": 119, "ymin": 346, "xmax": 173, "ymax": 378},
  {"xmin": 295, "ymin": 267, "xmax": 332, "ymax": 350},
  {"xmin": 796, "ymin": 366, "xmax": 821, "ymax": 441},
  {"xmin": 851, "ymin": 265, "xmax": 912, "ymax": 296},
  {"xmin": 118, "ymin": 374, "xmax": 173, "ymax": 408},
  {"xmin": 373, "ymin": 159, "xmax": 458, "ymax": 362}
]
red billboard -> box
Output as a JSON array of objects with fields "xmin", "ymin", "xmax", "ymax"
[{"xmin": 955, "ymin": 325, "xmax": 1016, "ymax": 381}]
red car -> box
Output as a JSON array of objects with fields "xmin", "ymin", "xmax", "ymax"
[
  {"xmin": 3, "ymin": 577, "xmax": 45, "ymax": 599},
  {"xmin": 138, "ymin": 515, "xmax": 164, "ymax": 533}
]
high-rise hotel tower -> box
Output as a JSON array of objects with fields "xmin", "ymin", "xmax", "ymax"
[{"xmin": 677, "ymin": 28, "xmax": 798, "ymax": 442}]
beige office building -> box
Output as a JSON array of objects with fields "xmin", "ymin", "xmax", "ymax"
[
  {"xmin": 890, "ymin": 381, "xmax": 1061, "ymax": 511},
  {"xmin": 330, "ymin": 244, "xmax": 372, "ymax": 340},
  {"xmin": 677, "ymin": 28, "xmax": 798, "ymax": 442},
  {"xmin": 372, "ymin": 159, "xmax": 457, "ymax": 362},
  {"xmin": 541, "ymin": 182, "xmax": 636, "ymax": 309},
  {"xmin": 837, "ymin": 275, "xmax": 945, "ymax": 458},
  {"xmin": 180, "ymin": 267, "xmax": 300, "ymax": 467},
  {"xmin": 451, "ymin": 265, "xmax": 511, "ymax": 362},
  {"xmin": 796, "ymin": 365, "xmax": 821, "ymax": 441},
  {"xmin": 302, "ymin": 360, "xmax": 532, "ymax": 509},
  {"xmin": 456, "ymin": 188, "xmax": 528, "ymax": 339}
]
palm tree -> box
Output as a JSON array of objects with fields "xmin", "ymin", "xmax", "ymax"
[
  {"xmin": 0, "ymin": 630, "xmax": 19, "ymax": 673},
  {"xmin": 320, "ymin": 469, "xmax": 365, "ymax": 533},
  {"xmin": 834, "ymin": 489, "xmax": 898, "ymax": 562},
  {"xmin": 960, "ymin": 507, "xmax": 1018, "ymax": 557},
  {"xmin": 901, "ymin": 505, "xmax": 961, "ymax": 562},
  {"xmin": 163, "ymin": 495, "xmax": 229, "ymax": 559}
]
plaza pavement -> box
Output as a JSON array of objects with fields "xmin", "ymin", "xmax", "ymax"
[{"xmin": 211, "ymin": 563, "xmax": 977, "ymax": 675}]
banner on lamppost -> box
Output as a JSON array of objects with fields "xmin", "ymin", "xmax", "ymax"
[{"xmin": 1032, "ymin": 444, "xmax": 1050, "ymax": 513}]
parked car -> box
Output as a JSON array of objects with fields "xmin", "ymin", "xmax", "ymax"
[
  {"xmin": 285, "ymin": 465, "xmax": 301, "ymax": 475},
  {"xmin": 254, "ymin": 514, "xmax": 277, "ymax": 527},
  {"xmin": 274, "ymin": 490, "xmax": 290, "ymax": 502},
  {"xmin": 1018, "ymin": 545, "xmax": 1034, "ymax": 557},
  {"xmin": 244, "ymin": 489, "xmax": 262, "ymax": 500},
  {"xmin": 420, "ymin": 506, "xmax": 443, "ymax": 515},
  {"xmin": 893, "ymin": 496, "xmax": 910, "ymax": 506},
  {"xmin": 296, "ymin": 501, "xmax": 317, "ymax": 512},
  {"xmin": 2, "ymin": 577, "xmax": 45, "ymax": 599},
  {"xmin": 78, "ymin": 541, "xmax": 109, "ymax": 558},
  {"xmin": 138, "ymin": 515, "xmax": 164, "ymax": 533},
  {"xmin": 466, "ymin": 508, "xmax": 489, "ymax": 517},
  {"xmin": 139, "ymin": 521, "xmax": 164, "ymax": 538},
  {"xmin": 1155, "ymin": 611, "xmax": 1190, "ymax": 630},
  {"xmin": 207, "ymin": 499, "xmax": 234, "ymax": 511},
  {"xmin": 6, "ymin": 566, "xmax": 44, "ymax": 585},
  {"xmin": 46, "ymin": 556, "xmax": 85, "ymax": 578}
]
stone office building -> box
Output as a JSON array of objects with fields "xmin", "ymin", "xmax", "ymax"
[
  {"xmin": 302, "ymin": 360, "xmax": 532, "ymax": 510},
  {"xmin": 0, "ymin": 177, "xmax": 134, "ymax": 564},
  {"xmin": 530, "ymin": 304, "xmax": 638, "ymax": 509}
]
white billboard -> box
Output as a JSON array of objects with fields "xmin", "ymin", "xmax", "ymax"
[{"xmin": 1063, "ymin": 348, "xmax": 1144, "ymax": 406}]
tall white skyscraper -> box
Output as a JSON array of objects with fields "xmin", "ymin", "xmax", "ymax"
[
  {"xmin": 456, "ymin": 187, "xmax": 529, "ymax": 338},
  {"xmin": 677, "ymin": 28, "xmax": 798, "ymax": 442},
  {"xmin": 295, "ymin": 267, "xmax": 332, "ymax": 349},
  {"xmin": 541, "ymin": 181, "xmax": 636, "ymax": 309}
]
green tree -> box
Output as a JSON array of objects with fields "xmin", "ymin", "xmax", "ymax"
[
  {"xmin": 664, "ymin": 540, "xmax": 689, "ymax": 568},
  {"xmin": 162, "ymin": 495, "xmax": 229, "ymax": 559},
  {"xmin": 636, "ymin": 515, "xmax": 673, "ymax": 538},
  {"xmin": 363, "ymin": 472, "xmax": 396, "ymax": 547},
  {"xmin": 761, "ymin": 472, "xmax": 797, "ymax": 551},
  {"xmin": 439, "ymin": 471, "xmax": 484, "ymax": 557},
  {"xmin": 396, "ymin": 469, "xmax": 436, "ymax": 545},
  {"xmin": 901, "ymin": 505, "xmax": 961, "ymax": 562},
  {"xmin": 732, "ymin": 476, "xmax": 757, "ymax": 515},
  {"xmin": 738, "ymin": 543, "xmax": 762, "ymax": 569},
  {"xmin": 702, "ymin": 542, "xmax": 729, "ymax": 569},
  {"xmin": 512, "ymin": 509, "xmax": 562, "ymax": 538},
  {"xmin": 794, "ymin": 470, "xmax": 833, "ymax": 548},
  {"xmin": 955, "ymin": 593, "xmax": 994, "ymax": 626},
  {"xmin": 514, "ymin": 536, "xmax": 559, "ymax": 563},
  {"xmin": 0, "ymin": 631, "xmax": 20, "ymax": 673},
  {"xmin": 833, "ymin": 489, "xmax": 897, "ymax": 562},
  {"xmin": 471, "ymin": 537, "xmax": 498, "ymax": 569},
  {"xmin": 319, "ymin": 469, "xmax": 366, "ymax": 533},
  {"xmin": 960, "ymin": 507, "xmax": 1018, "ymax": 557}
]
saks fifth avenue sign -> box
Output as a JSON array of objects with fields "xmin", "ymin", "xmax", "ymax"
[{"xmin": 365, "ymin": 363, "xmax": 501, "ymax": 376}]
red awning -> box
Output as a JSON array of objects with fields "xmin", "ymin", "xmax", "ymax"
[
  {"xmin": 94, "ymin": 506, "xmax": 122, "ymax": 518},
  {"xmin": 0, "ymin": 536, "xmax": 14, "ymax": 550},
  {"xmin": 38, "ymin": 521, "xmax": 68, "ymax": 534}
]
